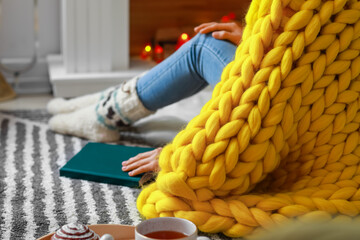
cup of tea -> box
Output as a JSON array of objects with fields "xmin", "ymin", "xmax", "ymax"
[{"xmin": 135, "ymin": 217, "xmax": 210, "ymax": 240}]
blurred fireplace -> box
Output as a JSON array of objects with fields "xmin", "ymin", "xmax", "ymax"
[
  {"xmin": 129, "ymin": 0, "xmax": 250, "ymax": 56},
  {"xmin": 48, "ymin": 0, "xmax": 156, "ymax": 97},
  {"xmin": 0, "ymin": 0, "xmax": 250, "ymax": 96}
]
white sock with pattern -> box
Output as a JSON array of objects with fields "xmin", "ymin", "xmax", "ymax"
[
  {"xmin": 47, "ymin": 87, "xmax": 115, "ymax": 115},
  {"xmin": 48, "ymin": 74, "xmax": 154, "ymax": 142},
  {"xmin": 48, "ymin": 104, "xmax": 120, "ymax": 142}
]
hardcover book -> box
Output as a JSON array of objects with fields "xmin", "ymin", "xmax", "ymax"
[{"xmin": 60, "ymin": 142, "xmax": 154, "ymax": 187}]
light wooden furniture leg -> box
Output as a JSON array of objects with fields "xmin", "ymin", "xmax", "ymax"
[{"xmin": 0, "ymin": 72, "xmax": 16, "ymax": 102}]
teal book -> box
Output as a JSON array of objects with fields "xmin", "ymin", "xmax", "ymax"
[{"xmin": 60, "ymin": 142, "xmax": 154, "ymax": 187}]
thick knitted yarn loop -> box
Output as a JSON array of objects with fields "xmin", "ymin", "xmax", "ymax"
[{"xmin": 137, "ymin": 0, "xmax": 360, "ymax": 237}]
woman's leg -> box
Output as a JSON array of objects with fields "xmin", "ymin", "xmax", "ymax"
[
  {"xmin": 48, "ymin": 33, "xmax": 237, "ymax": 142},
  {"xmin": 96, "ymin": 33, "xmax": 237, "ymax": 128},
  {"xmin": 47, "ymin": 34, "xmax": 236, "ymax": 115},
  {"xmin": 136, "ymin": 33, "xmax": 237, "ymax": 111}
]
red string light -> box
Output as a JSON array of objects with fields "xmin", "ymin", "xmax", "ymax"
[
  {"xmin": 228, "ymin": 12, "xmax": 236, "ymax": 20},
  {"xmin": 155, "ymin": 45, "xmax": 164, "ymax": 54},
  {"xmin": 140, "ymin": 43, "xmax": 153, "ymax": 60},
  {"xmin": 153, "ymin": 44, "xmax": 164, "ymax": 63},
  {"xmin": 221, "ymin": 16, "xmax": 230, "ymax": 23},
  {"xmin": 221, "ymin": 12, "xmax": 236, "ymax": 23},
  {"xmin": 175, "ymin": 32, "xmax": 191, "ymax": 50},
  {"xmin": 180, "ymin": 33, "xmax": 189, "ymax": 41}
]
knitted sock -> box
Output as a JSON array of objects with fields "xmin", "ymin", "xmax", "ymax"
[
  {"xmin": 95, "ymin": 76, "xmax": 154, "ymax": 129},
  {"xmin": 137, "ymin": 0, "xmax": 360, "ymax": 237},
  {"xmin": 49, "ymin": 76, "xmax": 154, "ymax": 142},
  {"xmin": 48, "ymin": 104, "xmax": 120, "ymax": 142},
  {"xmin": 47, "ymin": 87, "xmax": 114, "ymax": 115}
]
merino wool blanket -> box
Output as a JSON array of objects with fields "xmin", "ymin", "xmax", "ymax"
[{"xmin": 137, "ymin": 0, "xmax": 360, "ymax": 237}]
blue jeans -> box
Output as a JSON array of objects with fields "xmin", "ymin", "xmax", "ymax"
[{"xmin": 136, "ymin": 33, "xmax": 237, "ymax": 111}]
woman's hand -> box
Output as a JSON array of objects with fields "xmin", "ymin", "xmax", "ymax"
[
  {"xmin": 194, "ymin": 21, "xmax": 243, "ymax": 45},
  {"xmin": 122, "ymin": 147, "xmax": 162, "ymax": 176}
]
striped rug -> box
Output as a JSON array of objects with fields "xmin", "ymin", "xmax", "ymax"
[
  {"xmin": 0, "ymin": 111, "xmax": 143, "ymax": 239},
  {"xmin": 0, "ymin": 111, "xmax": 228, "ymax": 240}
]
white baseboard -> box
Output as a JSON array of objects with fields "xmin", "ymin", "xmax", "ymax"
[
  {"xmin": 47, "ymin": 55, "xmax": 155, "ymax": 97},
  {"xmin": 1, "ymin": 58, "xmax": 52, "ymax": 94}
]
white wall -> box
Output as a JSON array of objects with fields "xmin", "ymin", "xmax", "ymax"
[
  {"xmin": 49, "ymin": 0, "xmax": 137, "ymax": 98},
  {"xmin": 0, "ymin": 0, "xmax": 132, "ymax": 95},
  {"xmin": 0, "ymin": 0, "xmax": 60, "ymax": 93}
]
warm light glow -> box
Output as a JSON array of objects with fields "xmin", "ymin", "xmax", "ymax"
[
  {"xmin": 221, "ymin": 15, "xmax": 230, "ymax": 22},
  {"xmin": 155, "ymin": 45, "xmax": 163, "ymax": 54},
  {"xmin": 181, "ymin": 33, "xmax": 189, "ymax": 41},
  {"xmin": 145, "ymin": 45, "xmax": 152, "ymax": 52},
  {"xmin": 228, "ymin": 12, "xmax": 236, "ymax": 20}
]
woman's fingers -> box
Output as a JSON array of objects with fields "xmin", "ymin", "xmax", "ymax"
[
  {"xmin": 122, "ymin": 155, "xmax": 156, "ymax": 170},
  {"xmin": 124, "ymin": 156, "xmax": 159, "ymax": 176},
  {"xmin": 122, "ymin": 148, "xmax": 161, "ymax": 166},
  {"xmin": 194, "ymin": 22, "xmax": 217, "ymax": 33},
  {"xmin": 211, "ymin": 30, "xmax": 232, "ymax": 40},
  {"xmin": 194, "ymin": 22, "xmax": 243, "ymax": 45},
  {"xmin": 122, "ymin": 157, "xmax": 149, "ymax": 171},
  {"xmin": 122, "ymin": 147, "xmax": 162, "ymax": 176},
  {"xmin": 128, "ymin": 161, "xmax": 159, "ymax": 176},
  {"xmin": 195, "ymin": 22, "xmax": 239, "ymax": 34},
  {"xmin": 212, "ymin": 30, "xmax": 242, "ymax": 45},
  {"xmin": 122, "ymin": 152, "xmax": 150, "ymax": 166}
]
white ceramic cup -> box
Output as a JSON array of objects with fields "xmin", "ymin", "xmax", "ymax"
[{"xmin": 135, "ymin": 217, "xmax": 210, "ymax": 240}]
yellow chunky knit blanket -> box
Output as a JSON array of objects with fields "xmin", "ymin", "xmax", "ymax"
[{"xmin": 137, "ymin": 0, "xmax": 360, "ymax": 237}]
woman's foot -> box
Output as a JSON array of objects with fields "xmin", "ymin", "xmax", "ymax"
[
  {"xmin": 48, "ymin": 104, "xmax": 120, "ymax": 142},
  {"xmin": 47, "ymin": 93, "xmax": 101, "ymax": 115},
  {"xmin": 46, "ymin": 86, "xmax": 117, "ymax": 115},
  {"xmin": 48, "ymin": 76, "xmax": 154, "ymax": 142}
]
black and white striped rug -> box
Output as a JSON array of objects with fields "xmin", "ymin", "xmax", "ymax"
[
  {"xmin": 0, "ymin": 110, "xmax": 230, "ymax": 240},
  {"xmin": 0, "ymin": 111, "xmax": 143, "ymax": 239}
]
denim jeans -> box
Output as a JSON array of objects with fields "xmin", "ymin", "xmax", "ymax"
[{"xmin": 136, "ymin": 33, "xmax": 237, "ymax": 111}]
